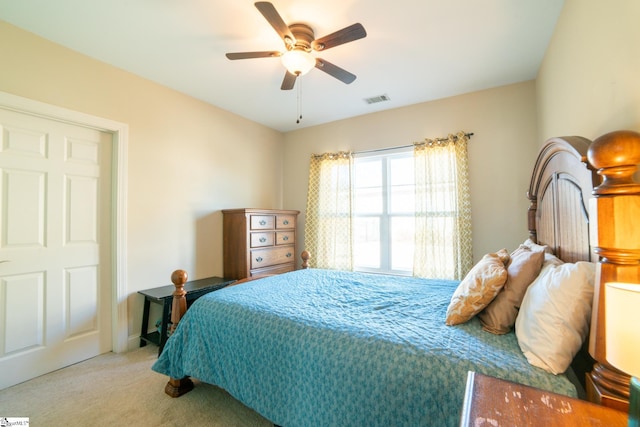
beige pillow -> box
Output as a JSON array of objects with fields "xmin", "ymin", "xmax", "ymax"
[
  {"xmin": 522, "ymin": 238, "xmax": 553, "ymax": 254},
  {"xmin": 445, "ymin": 249, "xmax": 510, "ymax": 326},
  {"xmin": 477, "ymin": 245, "xmax": 545, "ymax": 334}
]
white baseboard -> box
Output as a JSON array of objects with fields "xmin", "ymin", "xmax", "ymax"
[{"xmin": 126, "ymin": 335, "xmax": 150, "ymax": 352}]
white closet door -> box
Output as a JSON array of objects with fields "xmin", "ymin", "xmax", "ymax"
[{"xmin": 0, "ymin": 107, "xmax": 112, "ymax": 389}]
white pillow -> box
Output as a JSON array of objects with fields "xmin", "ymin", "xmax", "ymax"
[
  {"xmin": 515, "ymin": 261, "xmax": 595, "ymax": 374},
  {"xmin": 542, "ymin": 252, "xmax": 564, "ymax": 268}
]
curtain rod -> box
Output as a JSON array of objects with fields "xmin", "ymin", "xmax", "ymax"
[{"xmin": 354, "ymin": 132, "xmax": 474, "ymax": 155}]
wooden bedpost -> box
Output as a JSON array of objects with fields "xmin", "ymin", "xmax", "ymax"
[
  {"xmin": 164, "ymin": 269, "xmax": 194, "ymax": 397},
  {"xmin": 301, "ymin": 250, "xmax": 310, "ymax": 269},
  {"xmin": 170, "ymin": 269, "xmax": 188, "ymax": 333},
  {"xmin": 586, "ymin": 130, "xmax": 640, "ymax": 411},
  {"xmin": 163, "ymin": 255, "xmax": 311, "ymax": 398}
]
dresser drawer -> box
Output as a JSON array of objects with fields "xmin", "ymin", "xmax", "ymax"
[
  {"xmin": 276, "ymin": 231, "xmax": 294, "ymax": 245},
  {"xmin": 250, "ymin": 246, "xmax": 295, "ymax": 269},
  {"xmin": 250, "ymin": 263, "xmax": 295, "ymax": 277},
  {"xmin": 250, "ymin": 215, "xmax": 275, "ymax": 230},
  {"xmin": 276, "ymin": 214, "xmax": 296, "ymax": 229},
  {"xmin": 250, "ymin": 232, "xmax": 274, "ymax": 248}
]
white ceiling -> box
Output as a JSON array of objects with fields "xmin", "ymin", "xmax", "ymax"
[{"xmin": 0, "ymin": 0, "xmax": 564, "ymax": 132}]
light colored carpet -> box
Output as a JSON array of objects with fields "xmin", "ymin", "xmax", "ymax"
[{"xmin": 0, "ymin": 345, "xmax": 273, "ymax": 426}]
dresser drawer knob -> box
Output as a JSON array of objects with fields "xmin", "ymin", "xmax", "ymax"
[
  {"xmin": 259, "ymin": 237, "xmax": 267, "ymax": 243},
  {"xmin": 256, "ymin": 256, "xmax": 263, "ymax": 263},
  {"xmin": 259, "ymin": 220, "xmax": 267, "ymax": 226},
  {"xmin": 282, "ymin": 236, "xmax": 289, "ymax": 241},
  {"xmin": 286, "ymin": 252, "xmax": 292, "ymax": 258},
  {"xmin": 283, "ymin": 219, "xmax": 289, "ymax": 225}
]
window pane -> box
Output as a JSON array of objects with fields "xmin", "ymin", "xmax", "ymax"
[
  {"xmin": 353, "ymin": 216, "xmax": 380, "ymax": 268},
  {"xmin": 389, "ymin": 156, "xmax": 414, "ymax": 213},
  {"xmin": 391, "ymin": 216, "xmax": 414, "ymax": 271},
  {"xmin": 354, "ymin": 159, "xmax": 382, "ymax": 214},
  {"xmin": 354, "ymin": 159, "xmax": 382, "ymax": 187},
  {"xmin": 389, "ymin": 183, "xmax": 414, "ymax": 213},
  {"xmin": 354, "ymin": 187, "xmax": 383, "ymax": 214},
  {"xmin": 389, "ymin": 156, "xmax": 414, "ymax": 186}
]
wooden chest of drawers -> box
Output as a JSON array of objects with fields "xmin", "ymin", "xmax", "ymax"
[{"xmin": 222, "ymin": 208, "xmax": 300, "ymax": 280}]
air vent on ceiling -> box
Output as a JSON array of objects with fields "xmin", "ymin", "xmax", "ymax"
[{"xmin": 364, "ymin": 94, "xmax": 390, "ymax": 104}]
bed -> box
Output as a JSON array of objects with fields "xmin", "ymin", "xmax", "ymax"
[{"xmin": 152, "ymin": 130, "xmax": 640, "ymax": 425}]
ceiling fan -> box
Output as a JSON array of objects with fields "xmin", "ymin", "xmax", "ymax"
[{"xmin": 225, "ymin": 2, "xmax": 367, "ymax": 90}]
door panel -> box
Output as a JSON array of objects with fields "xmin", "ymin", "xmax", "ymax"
[
  {"xmin": 4, "ymin": 169, "xmax": 45, "ymax": 247},
  {"xmin": 2, "ymin": 273, "xmax": 44, "ymax": 354},
  {"xmin": 67, "ymin": 266, "xmax": 99, "ymax": 338},
  {"xmin": 0, "ymin": 107, "xmax": 112, "ymax": 389}
]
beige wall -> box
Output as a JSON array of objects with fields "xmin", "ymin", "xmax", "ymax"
[
  {"xmin": 283, "ymin": 81, "xmax": 540, "ymax": 262},
  {"xmin": 0, "ymin": 21, "xmax": 285, "ymax": 344},
  {"xmin": 537, "ymin": 0, "xmax": 640, "ymax": 141}
]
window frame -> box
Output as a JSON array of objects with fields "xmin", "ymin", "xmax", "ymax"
[{"xmin": 352, "ymin": 147, "xmax": 415, "ymax": 276}]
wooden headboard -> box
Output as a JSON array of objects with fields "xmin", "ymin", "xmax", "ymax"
[
  {"xmin": 526, "ymin": 135, "xmax": 599, "ymax": 399},
  {"xmin": 527, "ymin": 136, "xmax": 599, "ymax": 263},
  {"xmin": 528, "ymin": 130, "xmax": 640, "ymax": 411}
]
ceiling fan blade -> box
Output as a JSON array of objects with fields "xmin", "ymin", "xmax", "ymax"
[
  {"xmin": 281, "ymin": 71, "xmax": 297, "ymax": 90},
  {"xmin": 255, "ymin": 2, "xmax": 295, "ymax": 45},
  {"xmin": 225, "ymin": 51, "xmax": 281, "ymax": 60},
  {"xmin": 312, "ymin": 23, "xmax": 367, "ymax": 51},
  {"xmin": 315, "ymin": 58, "xmax": 357, "ymax": 84}
]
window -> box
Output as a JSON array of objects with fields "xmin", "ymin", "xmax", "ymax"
[
  {"xmin": 305, "ymin": 132, "xmax": 472, "ymax": 279},
  {"xmin": 353, "ymin": 149, "xmax": 415, "ymax": 275}
]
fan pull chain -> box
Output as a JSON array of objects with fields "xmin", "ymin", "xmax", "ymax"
[{"xmin": 296, "ymin": 75, "xmax": 302, "ymax": 124}]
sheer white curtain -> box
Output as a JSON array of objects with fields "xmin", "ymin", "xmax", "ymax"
[
  {"xmin": 413, "ymin": 132, "xmax": 473, "ymax": 280},
  {"xmin": 304, "ymin": 151, "xmax": 354, "ymax": 270}
]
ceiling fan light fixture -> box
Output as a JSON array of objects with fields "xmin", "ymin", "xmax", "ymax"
[
  {"xmin": 225, "ymin": 3, "xmax": 366, "ymax": 89},
  {"xmin": 281, "ymin": 49, "xmax": 315, "ymax": 76}
]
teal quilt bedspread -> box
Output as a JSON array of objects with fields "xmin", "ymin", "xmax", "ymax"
[{"xmin": 152, "ymin": 269, "xmax": 576, "ymax": 426}]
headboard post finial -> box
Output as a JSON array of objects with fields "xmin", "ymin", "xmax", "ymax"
[
  {"xmin": 588, "ymin": 130, "xmax": 640, "ymax": 196},
  {"xmin": 586, "ymin": 130, "xmax": 640, "ymax": 410}
]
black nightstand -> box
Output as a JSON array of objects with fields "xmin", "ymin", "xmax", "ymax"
[{"xmin": 138, "ymin": 276, "xmax": 236, "ymax": 355}]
